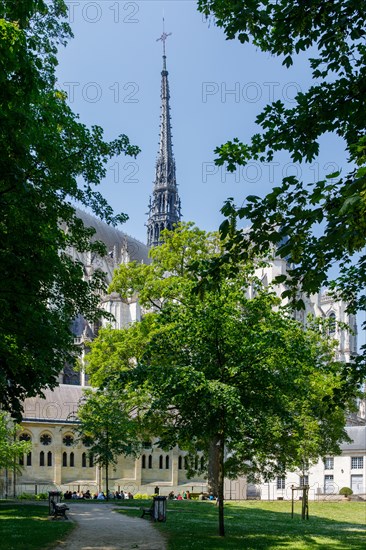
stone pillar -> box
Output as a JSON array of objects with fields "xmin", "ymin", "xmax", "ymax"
[
  {"xmin": 53, "ymin": 426, "xmax": 62, "ymax": 486},
  {"xmin": 135, "ymin": 456, "xmax": 142, "ymax": 489},
  {"xmin": 171, "ymin": 448, "xmax": 178, "ymax": 487}
]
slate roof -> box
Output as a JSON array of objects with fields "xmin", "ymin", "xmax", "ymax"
[
  {"xmin": 75, "ymin": 209, "xmax": 150, "ymax": 264},
  {"xmin": 340, "ymin": 426, "xmax": 366, "ymax": 451},
  {"xmin": 22, "ymin": 385, "xmax": 88, "ymax": 423}
]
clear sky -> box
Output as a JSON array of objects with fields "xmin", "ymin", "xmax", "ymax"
[{"xmin": 57, "ymin": 0, "xmax": 348, "ymax": 244}]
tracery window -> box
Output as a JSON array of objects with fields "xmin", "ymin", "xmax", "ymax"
[
  {"xmin": 40, "ymin": 434, "xmax": 52, "ymax": 446},
  {"xmin": 328, "ymin": 312, "xmax": 336, "ymax": 335},
  {"xmin": 63, "ymin": 435, "xmax": 74, "ymax": 447},
  {"xmin": 19, "ymin": 433, "xmax": 31, "ymax": 442}
]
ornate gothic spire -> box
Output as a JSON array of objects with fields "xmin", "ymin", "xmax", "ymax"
[{"xmin": 147, "ymin": 23, "xmax": 182, "ymax": 247}]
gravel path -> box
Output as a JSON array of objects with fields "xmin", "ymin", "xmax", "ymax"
[{"xmin": 53, "ymin": 502, "xmax": 167, "ymax": 550}]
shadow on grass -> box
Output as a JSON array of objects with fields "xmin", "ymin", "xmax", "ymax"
[
  {"xmin": 0, "ymin": 503, "xmax": 74, "ymax": 550},
  {"xmin": 117, "ymin": 500, "xmax": 366, "ymax": 549}
]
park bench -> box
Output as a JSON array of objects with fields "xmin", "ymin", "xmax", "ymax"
[
  {"xmin": 51, "ymin": 499, "xmax": 69, "ymax": 520},
  {"xmin": 140, "ymin": 501, "xmax": 154, "ymax": 519}
]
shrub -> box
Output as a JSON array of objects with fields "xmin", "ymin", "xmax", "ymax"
[
  {"xmin": 35, "ymin": 493, "xmax": 48, "ymax": 500},
  {"xmin": 339, "ymin": 487, "xmax": 353, "ymax": 496},
  {"xmin": 133, "ymin": 493, "xmax": 150, "ymax": 500},
  {"xmin": 17, "ymin": 492, "xmax": 35, "ymax": 500}
]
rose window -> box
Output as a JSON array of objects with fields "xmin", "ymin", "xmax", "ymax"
[
  {"xmin": 63, "ymin": 435, "xmax": 74, "ymax": 447},
  {"xmin": 40, "ymin": 434, "xmax": 52, "ymax": 446}
]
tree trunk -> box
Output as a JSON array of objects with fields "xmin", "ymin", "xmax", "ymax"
[
  {"xmin": 218, "ymin": 433, "xmax": 225, "ymax": 537},
  {"xmin": 207, "ymin": 434, "xmax": 220, "ymax": 496},
  {"xmin": 106, "ymin": 462, "xmax": 109, "ymax": 500},
  {"xmin": 207, "ymin": 434, "xmax": 225, "ymax": 537}
]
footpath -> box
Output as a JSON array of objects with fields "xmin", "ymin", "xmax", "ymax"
[{"xmin": 53, "ymin": 501, "xmax": 166, "ymax": 550}]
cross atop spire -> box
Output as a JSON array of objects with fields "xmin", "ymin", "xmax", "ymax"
[{"xmin": 156, "ymin": 18, "xmax": 172, "ymax": 57}]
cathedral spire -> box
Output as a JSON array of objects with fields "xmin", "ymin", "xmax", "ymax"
[{"xmin": 147, "ymin": 23, "xmax": 182, "ymax": 247}]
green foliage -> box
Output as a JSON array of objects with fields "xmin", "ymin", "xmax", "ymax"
[
  {"xmin": 16, "ymin": 492, "xmax": 35, "ymax": 500},
  {"xmin": 88, "ymin": 224, "xmax": 355, "ymax": 535},
  {"xmin": 339, "ymin": 486, "xmax": 353, "ymax": 496},
  {"xmin": 35, "ymin": 492, "xmax": 48, "ymax": 500},
  {"xmin": 197, "ymin": 1, "xmax": 366, "ymax": 376},
  {"xmin": 74, "ymin": 389, "xmax": 141, "ymax": 469},
  {"xmin": 0, "ymin": 504, "xmax": 73, "ymax": 549},
  {"xmin": 0, "ymin": 0, "xmax": 139, "ymax": 417},
  {"xmin": 0, "ymin": 411, "xmax": 31, "ymax": 470}
]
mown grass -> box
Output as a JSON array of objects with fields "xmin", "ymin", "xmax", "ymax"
[
  {"xmin": 0, "ymin": 503, "xmax": 74, "ymax": 550},
  {"xmin": 116, "ymin": 499, "xmax": 366, "ymax": 549}
]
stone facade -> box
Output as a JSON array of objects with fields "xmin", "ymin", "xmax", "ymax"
[{"xmin": 255, "ymin": 426, "xmax": 366, "ymax": 500}]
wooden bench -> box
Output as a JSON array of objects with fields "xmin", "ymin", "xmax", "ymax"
[
  {"xmin": 140, "ymin": 502, "xmax": 154, "ymax": 519},
  {"xmin": 51, "ymin": 500, "xmax": 69, "ymax": 520}
]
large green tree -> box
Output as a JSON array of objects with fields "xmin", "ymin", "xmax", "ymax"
[
  {"xmin": 0, "ymin": 411, "xmax": 31, "ymax": 471},
  {"xmin": 73, "ymin": 389, "xmax": 141, "ymax": 499},
  {"xmin": 0, "ymin": 0, "xmax": 139, "ymax": 417},
  {"xmin": 86, "ymin": 224, "xmax": 355, "ymax": 536},
  {"xmin": 197, "ymin": 1, "xmax": 366, "ymax": 375}
]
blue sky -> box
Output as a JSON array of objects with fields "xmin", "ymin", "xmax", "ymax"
[
  {"xmin": 57, "ymin": 0, "xmax": 348, "ymax": 244},
  {"xmin": 56, "ymin": 1, "xmax": 364, "ymax": 350}
]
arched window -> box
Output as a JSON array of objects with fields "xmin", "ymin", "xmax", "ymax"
[
  {"xmin": 70, "ymin": 452, "xmax": 75, "ymax": 467},
  {"xmin": 142, "ymin": 455, "xmax": 146, "ymax": 469},
  {"xmin": 19, "ymin": 454, "xmax": 24, "ymax": 466},
  {"xmin": 200, "ymin": 456, "xmax": 205, "ymax": 470},
  {"xmin": 165, "ymin": 455, "xmax": 170, "ymax": 469},
  {"xmin": 82, "ymin": 452, "xmax": 87, "ymax": 468},
  {"xmin": 184, "ymin": 456, "xmax": 188, "ymax": 470},
  {"xmin": 89, "ymin": 454, "xmax": 94, "ymax": 468},
  {"xmin": 148, "ymin": 454, "xmax": 152, "ymax": 469},
  {"xmin": 62, "ymin": 452, "xmax": 67, "ymax": 467},
  {"xmin": 178, "ymin": 456, "xmax": 182, "ymax": 470},
  {"xmin": 40, "ymin": 451, "xmax": 45, "ymax": 467},
  {"xmin": 47, "ymin": 451, "xmax": 52, "ymax": 467},
  {"xmin": 159, "ymin": 455, "xmax": 163, "ymax": 469},
  {"xmin": 26, "ymin": 452, "xmax": 32, "ymax": 466},
  {"xmin": 194, "ymin": 456, "xmax": 198, "ymax": 470},
  {"xmin": 328, "ymin": 312, "xmax": 336, "ymax": 335}
]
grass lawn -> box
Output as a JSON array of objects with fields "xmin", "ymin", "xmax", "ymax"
[
  {"xmin": 0, "ymin": 502, "xmax": 74, "ymax": 550},
  {"xmin": 116, "ymin": 499, "xmax": 366, "ymax": 549}
]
